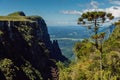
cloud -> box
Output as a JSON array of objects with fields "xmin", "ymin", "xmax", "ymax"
[
  {"xmin": 59, "ymin": 0, "xmax": 120, "ymax": 26},
  {"xmin": 61, "ymin": 1, "xmax": 104, "ymax": 15},
  {"xmin": 81, "ymin": 6, "xmax": 120, "ymax": 18},
  {"xmin": 82, "ymin": 1, "xmax": 120, "ymax": 18},
  {"xmin": 61, "ymin": 10, "xmax": 81, "ymax": 15},
  {"xmin": 82, "ymin": 8, "xmax": 104, "ymax": 13},
  {"xmin": 79, "ymin": 0, "xmax": 104, "ymax": 9},
  {"xmin": 90, "ymin": 0, "xmax": 99, "ymax": 9},
  {"xmin": 105, "ymin": 6, "xmax": 120, "ymax": 17},
  {"xmin": 109, "ymin": 0, "xmax": 120, "ymax": 5}
]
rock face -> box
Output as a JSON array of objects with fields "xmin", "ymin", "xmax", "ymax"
[
  {"xmin": 0, "ymin": 12, "xmax": 67, "ymax": 80},
  {"xmin": 51, "ymin": 40, "xmax": 68, "ymax": 62},
  {"xmin": 33, "ymin": 17, "xmax": 68, "ymax": 62}
]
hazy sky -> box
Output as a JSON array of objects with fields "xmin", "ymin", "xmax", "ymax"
[{"xmin": 0, "ymin": 0, "xmax": 120, "ymax": 26}]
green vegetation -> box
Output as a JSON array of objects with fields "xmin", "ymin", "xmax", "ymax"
[
  {"xmin": 0, "ymin": 30, "xmax": 4, "ymax": 36},
  {"xmin": 0, "ymin": 58, "xmax": 43, "ymax": 80},
  {"xmin": 0, "ymin": 11, "xmax": 41, "ymax": 22},
  {"xmin": 78, "ymin": 11, "xmax": 114, "ymax": 80},
  {"xmin": 0, "ymin": 16, "xmax": 32, "ymax": 21},
  {"xmin": 58, "ymin": 23, "xmax": 120, "ymax": 80},
  {"xmin": 8, "ymin": 11, "xmax": 26, "ymax": 16},
  {"xmin": 18, "ymin": 25, "xmax": 33, "ymax": 46},
  {"xmin": 21, "ymin": 61, "xmax": 43, "ymax": 80},
  {"xmin": 78, "ymin": 11, "xmax": 114, "ymax": 49},
  {"xmin": 0, "ymin": 11, "xmax": 119, "ymax": 80},
  {"xmin": 0, "ymin": 58, "xmax": 16, "ymax": 80}
]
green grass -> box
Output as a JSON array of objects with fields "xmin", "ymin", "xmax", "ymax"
[
  {"xmin": 0, "ymin": 16, "xmax": 33, "ymax": 22},
  {"xmin": 0, "ymin": 11, "xmax": 42, "ymax": 22},
  {"xmin": 0, "ymin": 16, "xmax": 42, "ymax": 22},
  {"xmin": 8, "ymin": 11, "xmax": 26, "ymax": 16}
]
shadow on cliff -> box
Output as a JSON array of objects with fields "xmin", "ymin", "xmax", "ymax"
[
  {"xmin": 51, "ymin": 40, "xmax": 68, "ymax": 62},
  {"xmin": 0, "ymin": 70, "xmax": 6, "ymax": 80},
  {"xmin": 0, "ymin": 21, "xmax": 59, "ymax": 80},
  {"xmin": 36, "ymin": 18, "xmax": 68, "ymax": 62}
]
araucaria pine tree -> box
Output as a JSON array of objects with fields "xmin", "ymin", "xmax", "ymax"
[{"xmin": 78, "ymin": 11, "xmax": 114, "ymax": 80}]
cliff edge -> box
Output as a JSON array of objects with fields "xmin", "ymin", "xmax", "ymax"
[{"xmin": 0, "ymin": 11, "xmax": 67, "ymax": 80}]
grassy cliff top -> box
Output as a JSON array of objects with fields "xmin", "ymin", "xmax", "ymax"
[
  {"xmin": 0, "ymin": 16, "xmax": 32, "ymax": 21},
  {"xmin": 0, "ymin": 11, "xmax": 42, "ymax": 22}
]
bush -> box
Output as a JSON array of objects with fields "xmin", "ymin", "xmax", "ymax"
[{"xmin": 0, "ymin": 58, "xmax": 16, "ymax": 80}]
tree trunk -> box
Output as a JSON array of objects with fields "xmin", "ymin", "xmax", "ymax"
[{"xmin": 94, "ymin": 19, "xmax": 98, "ymax": 49}]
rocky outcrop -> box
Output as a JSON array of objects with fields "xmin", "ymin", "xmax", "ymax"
[
  {"xmin": 32, "ymin": 17, "xmax": 68, "ymax": 62},
  {"xmin": 0, "ymin": 12, "xmax": 67, "ymax": 80}
]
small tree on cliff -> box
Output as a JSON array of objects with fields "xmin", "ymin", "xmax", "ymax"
[{"xmin": 77, "ymin": 11, "xmax": 114, "ymax": 80}]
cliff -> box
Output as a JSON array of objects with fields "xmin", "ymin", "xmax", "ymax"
[{"xmin": 0, "ymin": 11, "xmax": 67, "ymax": 80}]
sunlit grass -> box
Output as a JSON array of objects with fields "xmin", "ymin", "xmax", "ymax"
[{"xmin": 0, "ymin": 16, "xmax": 33, "ymax": 21}]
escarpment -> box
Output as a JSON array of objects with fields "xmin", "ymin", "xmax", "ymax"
[{"xmin": 0, "ymin": 12, "xmax": 67, "ymax": 80}]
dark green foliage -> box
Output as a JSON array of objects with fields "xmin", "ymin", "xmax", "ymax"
[
  {"xmin": 78, "ymin": 11, "xmax": 114, "ymax": 49},
  {"xmin": 21, "ymin": 61, "xmax": 43, "ymax": 80},
  {"xmin": 109, "ymin": 16, "xmax": 114, "ymax": 20},
  {"xmin": 99, "ymin": 11, "xmax": 106, "ymax": 18},
  {"xmin": 0, "ymin": 58, "xmax": 16, "ymax": 80},
  {"xmin": 17, "ymin": 25, "xmax": 33, "ymax": 46},
  {"xmin": 107, "ymin": 13, "xmax": 112, "ymax": 17},
  {"xmin": 80, "ymin": 11, "xmax": 106, "ymax": 20},
  {"xmin": 88, "ymin": 16, "xmax": 92, "ymax": 21},
  {"xmin": 0, "ymin": 30, "xmax": 4, "ymax": 36},
  {"xmin": 78, "ymin": 11, "xmax": 113, "ymax": 26},
  {"xmin": 0, "ymin": 58, "xmax": 43, "ymax": 80}
]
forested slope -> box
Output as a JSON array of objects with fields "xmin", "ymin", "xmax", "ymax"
[{"xmin": 58, "ymin": 23, "xmax": 120, "ymax": 80}]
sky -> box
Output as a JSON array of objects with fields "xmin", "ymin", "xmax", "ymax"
[{"xmin": 0, "ymin": 0, "xmax": 120, "ymax": 26}]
